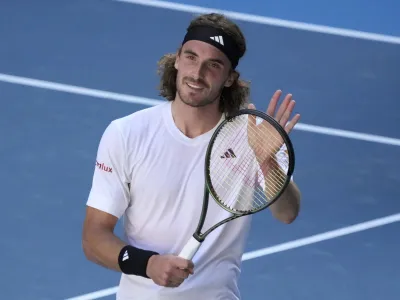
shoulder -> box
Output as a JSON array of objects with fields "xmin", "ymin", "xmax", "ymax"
[
  {"xmin": 111, "ymin": 101, "xmax": 169, "ymax": 136},
  {"xmin": 96, "ymin": 101, "xmax": 168, "ymax": 149},
  {"xmin": 99, "ymin": 101, "xmax": 169, "ymax": 165}
]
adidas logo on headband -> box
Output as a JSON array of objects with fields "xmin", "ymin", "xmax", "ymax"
[
  {"xmin": 182, "ymin": 25, "xmax": 239, "ymax": 68},
  {"xmin": 210, "ymin": 35, "xmax": 224, "ymax": 46}
]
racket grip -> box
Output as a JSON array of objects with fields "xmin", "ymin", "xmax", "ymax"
[{"xmin": 178, "ymin": 236, "xmax": 201, "ymax": 260}]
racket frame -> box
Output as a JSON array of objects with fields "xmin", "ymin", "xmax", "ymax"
[{"xmin": 193, "ymin": 109, "xmax": 295, "ymax": 242}]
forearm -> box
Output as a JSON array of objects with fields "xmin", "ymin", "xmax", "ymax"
[
  {"xmin": 82, "ymin": 228, "xmax": 127, "ymax": 272},
  {"xmin": 261, "ymin": 160, "xmax": 301, "ymax": 224},
  {"xmin": 269, "ymin": 180, "xmax": 300, "ymax": 223}
]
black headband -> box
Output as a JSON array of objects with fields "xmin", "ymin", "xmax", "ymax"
[{"xmin": 182, "ymin": 25, "xmax": 241, "ymax": 69}]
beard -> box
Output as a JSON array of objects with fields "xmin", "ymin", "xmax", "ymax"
[{"xmin": 177, "ymin": 76, "xmax": 222, "ymax": 108}]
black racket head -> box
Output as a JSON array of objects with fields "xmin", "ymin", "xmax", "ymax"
[{"xmin": 204, "ymin": 108, "xmax": 295, "ymax": 215}]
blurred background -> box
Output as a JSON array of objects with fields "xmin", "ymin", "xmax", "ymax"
[{"xmin": 1, "ymin": 0, "xmax": 399, "ymax": 299}]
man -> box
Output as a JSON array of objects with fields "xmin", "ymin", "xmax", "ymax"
[{"xmin": 82, "ymin": 13, "xmax": 301, "ymax": 300}]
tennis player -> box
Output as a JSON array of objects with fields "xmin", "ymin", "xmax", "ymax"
[{"xmin": 83, "ymin": 13, "xmax": 301, "ymax": 300}]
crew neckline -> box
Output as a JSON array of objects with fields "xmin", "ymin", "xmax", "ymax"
[{"xmin": 162, "ymin": 101, "xmax": 225, "ymax": 146}]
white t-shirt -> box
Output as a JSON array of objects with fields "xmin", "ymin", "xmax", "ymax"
[{"xmin": 87, "ymin": 101, "xmax": 289, "ymax": 300}]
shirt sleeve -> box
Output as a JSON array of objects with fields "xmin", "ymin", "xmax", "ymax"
[
  {"xmin": 275, "ymin": 143, "xmax": 293, "ymax": 180},
  {"xmin": 86, "ymin": 120, "xmax": 130, "ymax": 219},
  {"xmin": 256, "ymin": 143, "xmax": 294, "ymax": 194}
]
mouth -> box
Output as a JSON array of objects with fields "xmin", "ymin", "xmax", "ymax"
[{"xmin": 186, "ymin": 82, "xmax": 206, "ymax": 91}]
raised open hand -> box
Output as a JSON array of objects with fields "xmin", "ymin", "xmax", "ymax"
[{"xmin": 247, "ymin": 90, "xmax": 300, "ymax": 165}]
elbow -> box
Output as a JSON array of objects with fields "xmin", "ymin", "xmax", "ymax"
[
  {"xmin": 273, "ymin": 209, "xmax": 298, "ymax": 224},
  {"xmin": 280, "ymin": 212, "xmax": 298, "ymax": 224},
  {"xmin": 277, "ymin": 192, "xmax": 301, "ymax": 224},
  {"xmin": 82, "ymin": 237, "xmax": 94, "ymax": 261},
  {"xmin": 82, "ymin": 230, "xmax": 98, "ymax": 263}
]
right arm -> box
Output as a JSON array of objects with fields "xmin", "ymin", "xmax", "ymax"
[
  {"xmin": 82, "ymin": 121, "xmax": 131, "ymax": 271},
  {"xmin": 82, "ymin": 206, "xmax": 127, "ymax": 272},
  {"xmin": 83, "ymin": 120, "xmax": 193, "ymax": 286}
]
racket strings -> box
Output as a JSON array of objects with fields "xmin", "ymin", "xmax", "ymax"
[
  {"xmin": 210, "ymin": 118, "xmax": 266, "ymax": 210},
  {"xmin": 213, "ymin": 136, "xmax": 275, "ymax": 211},
  {"xmin": 209, "ymin": 114, "xmax": 290, "ymax": 213},
  {"xmin": 246, "ymin": 117, "xmax": 289, "ymax": 190}
]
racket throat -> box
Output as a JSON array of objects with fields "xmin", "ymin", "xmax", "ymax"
[{"xmin": 193, "ymin": 232, "xmax": 203, "ymax": 241}]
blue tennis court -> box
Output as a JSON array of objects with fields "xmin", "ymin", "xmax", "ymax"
[{"xmin": 1, "ymin": 1, "xmax": 400, "ymax": 299}]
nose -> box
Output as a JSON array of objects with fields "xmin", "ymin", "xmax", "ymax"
[{"xmin": 191, "ymin": 61, "xmax": 206, "ymax": 81}]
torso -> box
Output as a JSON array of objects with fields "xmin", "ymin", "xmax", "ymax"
[{"xmin": 115, "ymin": 102, "xmax": 253, "ymax": 300}]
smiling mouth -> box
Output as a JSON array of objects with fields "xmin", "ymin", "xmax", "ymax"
[{"xmin": 186, "ymin": 82, "xmax": 205, "ymax": 90}]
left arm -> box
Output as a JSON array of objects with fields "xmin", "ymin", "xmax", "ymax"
[
  {"xmin": 269, "ymin": 180, "xmax": 301, "ymax": 224},
  {"xmin": 261, "ymin": 159, "xmax": 301, "ymax": 224},
  {"xmin": 248, "ymin": 89, "xmax": 302, "ymax": 223}
]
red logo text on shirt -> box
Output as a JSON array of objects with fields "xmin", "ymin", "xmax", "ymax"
[{"xmin": 96, "ymin": 160, "xmax": 113, "ymax": 173}]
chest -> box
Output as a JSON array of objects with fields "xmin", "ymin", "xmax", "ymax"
[
  {"xmin": 126, "ymin": 133, "xmax": 210, "ymax": 227},
  {"xmin": 133, "ymin": 141, "xmax": 206, "ymax": 197}
]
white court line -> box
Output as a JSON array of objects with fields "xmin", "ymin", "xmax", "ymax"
[
  {"xmin": 65, "ymin": 212, "xmax": 400, "ymax": 299},
  {"xmin": 114, "ymin": 0, "xmax": 400, "ymax": 45},
  {"xmin": 294, "ymin": 123, "xmax": 400, "ymax": 146},
  {"xmin": 65, "ymin": 287, "xmax": 118, "ymax": 300},
  {"xmin": 1, "ymin": 72, "xmax": 400, "ymax": 147},
  {"xmin": 0, "ymin": 73, "xmax": 162, "ymax": 107}
]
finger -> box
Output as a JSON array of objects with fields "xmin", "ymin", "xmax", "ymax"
[
  {"xmin": 166, "ymin": 278, "xmax": 184, "ymax": 288},
  {"xmin": 275, "ymin": 93, "xmax": 292, "ymax": 122},
  {"xmin": 177, "ymin": 266, "xmax": 194, "ymax": 275},
  {"xmin": 172, "ymin": 270, "xmax": 189, "ymax": 284},
  {"xmin": 285, "ymin": 113, "xmax": 301, "ymax": 133},
  {"xmin": 266, "ymin": 90, "xmax": 282, "ymax": 116},
  {"xmin": 247, "ymin": 103, "xmax": 257, "ymax": 129},
  {"xmin": 172, "ymin": 267, "xmax": 191, "ymax": 279},
  {"xmin": 174, "ymin": 257, "xmax": 194, "ymax": 271},
  {"xmin": 161, "ymin": 271, "xmax": 185, "ymax": 287},
  {"xmin": 280, "ymin": 99, "xmax": 296, "ymax": 127}
]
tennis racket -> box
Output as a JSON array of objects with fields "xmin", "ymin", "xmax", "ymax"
[{"xmin": 178, "ymin": 108, "xmax": 295, "ymax": 261}]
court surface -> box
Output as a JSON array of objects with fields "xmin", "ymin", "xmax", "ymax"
[{"xmin": 1, "ymin": 1, "xmax": 400, "ymax": 299}]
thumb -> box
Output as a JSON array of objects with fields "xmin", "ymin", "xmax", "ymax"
[
  {"xmin": 248, "ymin": 103, "xmax": 256, "ymax": 110},
  {"xmin": 247, "ymin": 103, "xmax": 256, "ymax": 128}
]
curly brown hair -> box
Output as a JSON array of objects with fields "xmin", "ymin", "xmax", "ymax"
[{"xmin": 157, "ymin": 13, "xmax": 250, "ymax": 116}]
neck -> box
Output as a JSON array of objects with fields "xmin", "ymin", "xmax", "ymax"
[{"xmin": 171, "ymin": 98, "xmax": 222, "ymax": 139}]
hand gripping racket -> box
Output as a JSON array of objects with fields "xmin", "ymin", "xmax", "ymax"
[{"xmin": 178, "ymin": 108, "xmax": 295, "ymax": 261}]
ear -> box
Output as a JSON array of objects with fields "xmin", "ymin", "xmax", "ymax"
[
  {"xmin": 174, "ymin": 47, "xmax": 182, "ymax": 70},
  {"xmin": 224, "ymin": 70, "xmax": 238, "ymax": 88},
  {"xmin": 174, "ymin": 54, "xmax": 179, "ymax": 70}
]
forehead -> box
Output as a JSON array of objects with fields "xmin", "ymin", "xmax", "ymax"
[{"xmin": 181, "ymin": 40, "xmax": 230, "ymax": 64}]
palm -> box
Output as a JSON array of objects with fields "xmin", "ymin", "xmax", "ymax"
[
  {"xmin": 247, "ymin": 119, "xmax": 284, "ymax": 164},
  {"xmin": 247, "ymin": 90, "xmax": 300, "ymax": 164}
]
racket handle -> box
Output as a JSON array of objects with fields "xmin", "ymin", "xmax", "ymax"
[{"xmin": 178, "ymin": 236, "xmax": 201, "ymax": 260}]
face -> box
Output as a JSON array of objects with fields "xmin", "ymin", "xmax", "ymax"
[{"xmin": 174, "ymin": 40, "xmax": 236, "ymax": 108}]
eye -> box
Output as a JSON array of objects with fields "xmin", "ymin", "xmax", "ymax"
[{"xmin": 209, "ymin": 62, "xmax": 221, "ymax": 69}]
